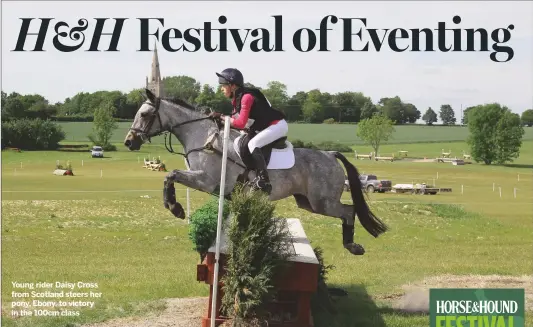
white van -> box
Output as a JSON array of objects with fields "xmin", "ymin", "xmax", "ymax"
[{"xmin": 91, "ymin": 146, "xmax": 104, "ymax": 158}]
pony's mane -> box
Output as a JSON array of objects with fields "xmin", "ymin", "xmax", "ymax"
[
  {"xmin": 161, "ymin": 96, "xmax": 198, "ymax": 111},
  {"xmin": 159, "ymin": 95, "xmax": 240, "ymax": 136}
]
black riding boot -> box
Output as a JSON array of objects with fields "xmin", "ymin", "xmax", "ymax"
[{"xmin": 250, "ymin": 148, "xmax": 272, "ymax": 195}]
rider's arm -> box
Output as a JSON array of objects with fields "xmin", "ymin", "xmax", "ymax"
[{"xmin": 230, "ymin": 94, "xmax": 254, "ymax": 129}]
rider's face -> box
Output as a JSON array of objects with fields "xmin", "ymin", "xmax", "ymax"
[{"xmin": 220, "ymin": 84, "xmax": 235, "ymax": 98}]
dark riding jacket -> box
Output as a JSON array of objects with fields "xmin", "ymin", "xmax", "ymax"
[{"xmin": 233, "ymin": 87, "xmax": 286, "ymax": 132}]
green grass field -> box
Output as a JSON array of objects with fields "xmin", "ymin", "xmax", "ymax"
[
  {"xmin": 2, "ymin": 128, "xmax": 533, "ymax": 326},
  {"xmin": 58, "ymin": 121, "xmax": 533, "ymax": 144}
]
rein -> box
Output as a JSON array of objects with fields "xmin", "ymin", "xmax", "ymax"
[
  {"xmin": 166, "ymin": 121, "xmax": 248, "ymax": 170},
  {"xmin": 134, "ymin": 99, "xmax": 247, "ymax": 169}
]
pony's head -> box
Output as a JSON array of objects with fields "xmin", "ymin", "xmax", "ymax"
[
  {"xmin": 124, "ymin": 88, "xmax": 216, "ymax": 151},
  {"xmin": 124, "ymin": 88, "xmax": 165, "ymax": 151}
]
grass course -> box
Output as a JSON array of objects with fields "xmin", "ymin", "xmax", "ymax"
[{"xmin": 1, "ymin": 126, "xmax": 532, "ymax": 327}]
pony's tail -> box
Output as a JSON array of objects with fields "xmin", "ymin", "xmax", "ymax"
[{"xmin": 334, "ymin": 152, "xmax": 388, "ymax": 237}]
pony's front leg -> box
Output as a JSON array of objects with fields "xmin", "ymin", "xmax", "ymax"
[{"xmin": 163, "ymin": 169, "xmax": 215, "ymax": 219}]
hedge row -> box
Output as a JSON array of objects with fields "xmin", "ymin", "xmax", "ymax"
[
  {"xmin": 291, "ymin": 139, "xmax": 352, "ymax": 152},
  {"xmin": 1, "ymin": 118, "xmax": 65, "ymax": 150},
  {"xmin": 3, "ymin": 115, "xmax": 133, "ymax": 123},
  {"xmin": 51, "ymin": 116, "xmax": 133, "ymax": 122}
]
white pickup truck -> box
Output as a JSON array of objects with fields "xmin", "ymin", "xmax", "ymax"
[{"xmin": 344, "ymin": 174, "xmax": 392, "ymax": 193}]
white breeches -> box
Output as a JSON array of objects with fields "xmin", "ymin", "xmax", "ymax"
[{"xmin": 248, "ymin": 119, "xmax": 289, "ymax": 153}]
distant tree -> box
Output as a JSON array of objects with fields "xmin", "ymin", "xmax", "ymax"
[
  {"xmin": 0, "ymin": 91, "xmax": 60, "ymax": 120},
  {"xmin": 285, "ymin": 91, "xmax": 307, "ymax": 121},
  {"xmin": 1, "ymin": 118, "xmax": 65, "ymax": 150},
  {"xmin": 333, "ymin": 92, "xmax": 371, "ymax": 122},
  {"xmin": 439, "ymin": 104, "xmax": 456, "ymax": 125},
  {"xmin": 376, "ymin": 96, "xmax": 419, "ymax": 124},
  {"xmin": 261, "ymin": 81, "xmax": 289, "ymax": 111},
  {"xmin": 521, "ymin": 109, "xmax": 533, "ymax": 127},
  {"xmin": 495, "ymin": 110, "xmax": 525, "ymax": 164},
  {"xmin": 1, "ymin": 95, "xmax": 26, "ymax": 118},
  {"xmin": 212, "ymin": 88, "xmax": 234, "ymax": 115},
  {"xmin": 302, "ymin": 100, "xmax": 323, "ymax": 123},
  {"xmin": 377, "ymin": 96, "xmax": 404, "ymax": 124},
  {"xmin": 58, "ymin": 91, "xmax": 127, "ymax": 118},
  {"xmin": 162, "ymin": 75, "xmax": 201, "ymax": 104},
  {"xmin": 467, "ymin": 103, "xmax": 524, "ymax": 165},
  {"xmin": 195, "ymin": 84, "xmax": 217, "ymax": 108},
  {"xmin": 360, "ymin": 101, "xmax": 378, "ymax": 120},
  {"xmin": 422, "ymin": 107, "xmax": 438, "ymax": 125},
  {"xmin": 193, "ymin": 84, "xmax": 233, "ymax": 115},
  {"xmin": 356, "ymin": 113, "xmax": 395, "ymax": 156},
  {"xmin": 302, "ymin": 89, "xmax": 326, "ymax": 123},
  {"xmin": 1, "ymin": 91, "xmax": 6, "ymax": 107},
  {"xmin": 404, "ymin": 103, "xmax": 421, "ymax": 123},
  {"xmin": 120, "ymin": 89, "xmax": 144, "ymax": 119},
  {"xmin": 462, "ymin": 106, "xmax": 475, "ymax": 125},
  {"xmin": 88, "ymin": 102, "xmax": 118, "ymax": 150}
]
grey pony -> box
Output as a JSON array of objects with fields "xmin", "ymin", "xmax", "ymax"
[{"xmin": 124, "ymin": 89, "xmax": 388, "ymax": 255}]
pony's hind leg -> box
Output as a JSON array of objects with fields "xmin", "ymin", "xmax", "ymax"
[
  {"xmin": 308, "ymin": 196, "xmax": 365, "ymax": 255},
  {"xmin": 340, "ymin": 205, "xmax": 365, "ymax": 255},
  {"xmin": 293, "ymin": 194, "xmax": 315, "ymax": 213},
  {"xmin": 337, "ymin": 202, "xmax": 365, "ymax": 255}
]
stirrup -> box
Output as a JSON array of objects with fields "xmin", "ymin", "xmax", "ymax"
[{"xmin": 251, "ymin": 177, "xmax": 272, "ymax": 195}]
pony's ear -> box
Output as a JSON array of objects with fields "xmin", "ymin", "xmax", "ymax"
[
  {"xmin": 145, "ymin": 88, "xmax": 157, "ymax": 103},
  {"xmin": 139, "ymin": 90, "xmax": 147, "ymax": 101}
]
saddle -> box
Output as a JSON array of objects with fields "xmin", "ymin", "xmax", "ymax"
[{"xmin": 237, "ymin": 131, "xmax": 288, "ymax": 169}]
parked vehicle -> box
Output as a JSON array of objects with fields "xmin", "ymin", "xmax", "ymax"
[
  {"xmin": 392, "ymin": 183, "xmax": 453, "ymax": 195},
  {"xmin": 344, "ymin": 174, "xmax": 392, "ymax": 193},
  {"xmin": 91, "ymin": 146, "xmax": 104, "ymax": 158}
]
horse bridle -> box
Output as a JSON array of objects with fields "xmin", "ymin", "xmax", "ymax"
[
  {"xmin": 129, "ymin": 98, "xmax": 163, "ymax": 143},
  {"xmin": 129, "ymin": 97, "xmax": 247, "ymax": 170},
  {"xmin": 130, "ymin": 98, "xmax": 212, "ymax": 143}
]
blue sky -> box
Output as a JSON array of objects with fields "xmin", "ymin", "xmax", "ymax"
[{"xmin": 2, "ymin": 1, "xmax": 532, "ymax": 122}]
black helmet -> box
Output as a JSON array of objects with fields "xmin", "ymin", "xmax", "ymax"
[{"xmin": 216, "ymin": 68, "xmax": 244, "ymax": 86}]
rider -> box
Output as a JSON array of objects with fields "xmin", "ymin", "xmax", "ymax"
[{"xmin": 210, "ymin": 68, "xmax": 288, "ymax": 195}]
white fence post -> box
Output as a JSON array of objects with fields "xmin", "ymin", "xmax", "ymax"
[
  {"xmin": 211, "ymin": 116, "xmax": 231, "ymax": 327},
  {"xmin": 184, "ymin": 158, "xmax": 192, "ymax": 224}
]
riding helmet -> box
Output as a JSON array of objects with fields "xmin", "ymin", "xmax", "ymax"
[{"xmin": 216, "ymin": 68, "xmax": 244, "ymax": 86}]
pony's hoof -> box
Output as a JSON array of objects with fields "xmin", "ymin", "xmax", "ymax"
[
  {"xmin": 344, "ymin": 243, "xmax": 365, "ymax": 255},
  {"xmin": 169, "ymin": 203, "xmax": 185, "ymax": 219}
]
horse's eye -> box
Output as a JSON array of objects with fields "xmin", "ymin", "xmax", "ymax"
[{"xmin": 141, "ymin": 112, "xmax": 148, "ymax": 118}]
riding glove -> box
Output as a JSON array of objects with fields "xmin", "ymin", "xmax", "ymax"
[{"xmin": 209, "ymin": 112, "xmax": 222, "ymax": 119}]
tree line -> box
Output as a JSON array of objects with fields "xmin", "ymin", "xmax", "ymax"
[
  {"xmin": 358, "ymin": 103, "xmax": 526, "ymax": 165},
  {"xmin": 8, "ymin": 75, "xmax": 530, "ymax": 125},
  {"xmin": 2, "ymin": 74, "xmax": 531, "ymax": 157},
  {"xmin": 2, "ymin": 76, "xmax": 418, "ymax": 124}
]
